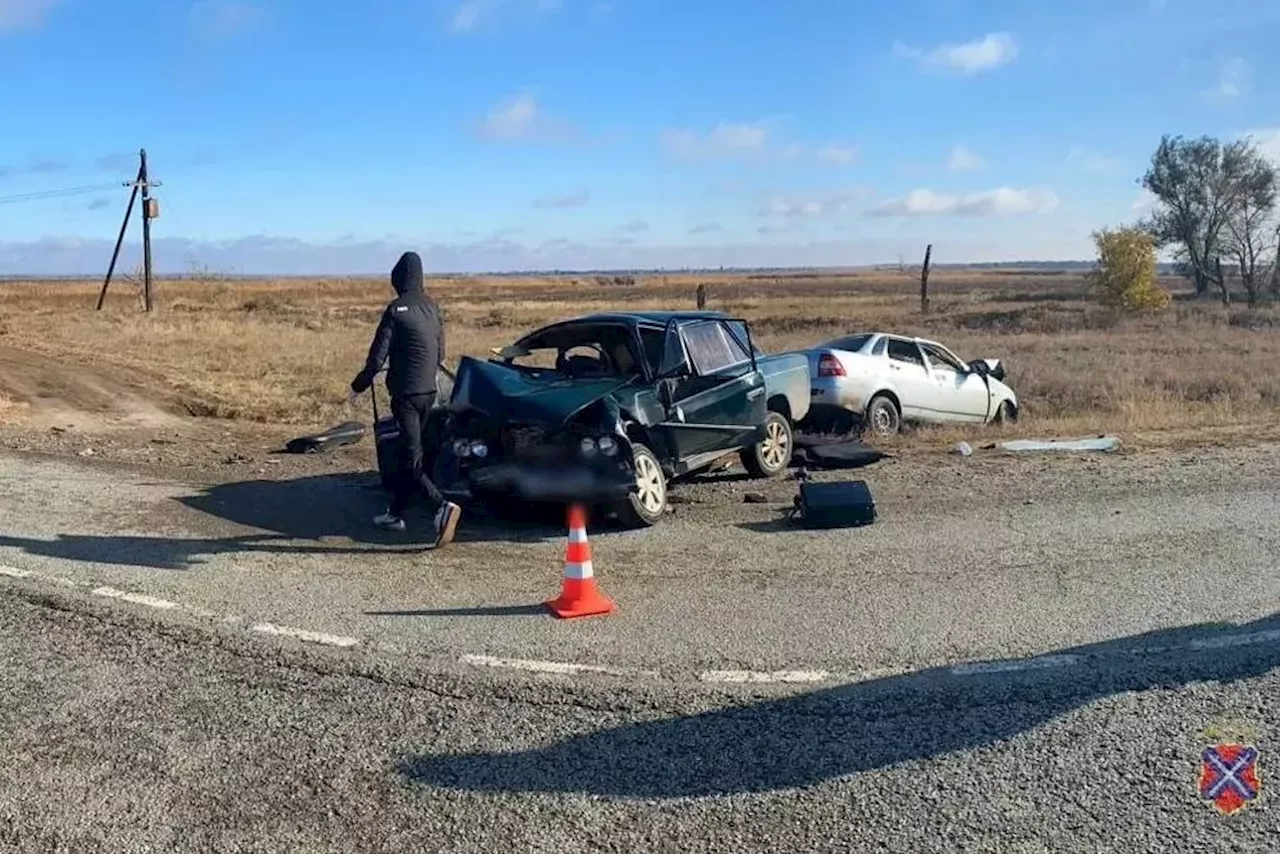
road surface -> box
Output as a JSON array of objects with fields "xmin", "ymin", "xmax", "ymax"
[{"xmin": 0, "ymin": 443, "xmax": 1276, "ymax": 850}]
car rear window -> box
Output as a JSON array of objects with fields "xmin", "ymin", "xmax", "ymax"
[
  {"xmin": 683, "ymin": 320, "xmax": 751, "ymax": 374},
  {"xmin": 823, "ymin": 334, "xmax": 872, "ymax": 353}
]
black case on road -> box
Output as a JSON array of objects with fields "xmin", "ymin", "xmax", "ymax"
[{"xmin": 795, "ymin": 480, "xmax": 877, "ymax": 528}]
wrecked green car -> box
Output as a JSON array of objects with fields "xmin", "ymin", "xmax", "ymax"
[{"xmin": 376, "ymin": 311, "xmax": 811, "ymax": 528}]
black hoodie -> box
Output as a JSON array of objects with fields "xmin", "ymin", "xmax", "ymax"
[{"xmin": 350, "ymin": 251, "xmax": 446, "ymax": 398}]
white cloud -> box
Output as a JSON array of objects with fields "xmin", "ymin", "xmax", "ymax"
[
  {"xmin": 947, "ymin": 146, "xmax": 984, "ymax": 171},
  {"xmin": 688, "ymin": 222, "xmax": 724, "ymax": 235},
  {"xmin": 868, "ymin": 187, "xmax": 1059, "ymax": 217},
  {"xmin": 477, "ymin": 93, "xmax": 576, "ymax": 143},
  {"xmin": 757, "ymin": 188, "xmax": 870, "ymax": 220},
  {"xmin": 1131, "ymin": 188, "xmax": 1159, "ymax": 213},
  {"xmin": 662, "ymin": 123, "xmax": 857, "ymax": 167},
  {"xmin": 661, "ymin": 122, "xmax": 769, "ymax": 159},
  {"xmin": 1212, "ymin": 57, "xmax": 1247, "ymax": 101},
  {"xmin": 1064, "ymin": 146, "xmax": 1123, "ymax": 174},
  {"xmin": 816, "ymin": 145, "xmax": 858, "ymax": 167},
  {"xmin": 0, "ymin": 233, "xmax": 1099, "ymax": 276},
  {"xmin": 621, "ymin": 218, "xmax": 649, "ymax": 233},
  {"xmin": 450, "ymin": 0, "xmax": 562, "ymax": 34},
  {"xmin": 532, "ymin": 190, "xmax": 589, "ymax": 209},
  {"xmin": 190, "ymin": 0, "xmax": 263, "ymax": 40},
  {"xmin": 895, "ymin": 33, "xmax": 1019, "ymax": 75},
  {"xmin": 1243, "ymin": 128, "xmax": 1280, "ymax": 164},
  {"xmin": 0, "ymin": 0, "xmax": 57, "ymax": 32}
]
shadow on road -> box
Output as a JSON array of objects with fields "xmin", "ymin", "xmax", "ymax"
[
  {"xmin": 180, "ymin": 472, "xmax": 571, "ymax": 546},
  {"xmin": 401, "ymin": 612, "xmax": 1280, "ymax": 800},
  {"xmin": 0, "ymin": 472, "xmax": 636, "ymax": 570}
]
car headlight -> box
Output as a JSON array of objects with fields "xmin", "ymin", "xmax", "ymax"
[
  {"xmin": 579, "ymin": 437, "xmax": 598, "ymax": 457},
  {"xmin": 597, "ymin": 436, "xmax": 618, "ymax": 456},
  {"xmin": 469, "ymin": 440, "xmax": 488, "ymax": 458}
]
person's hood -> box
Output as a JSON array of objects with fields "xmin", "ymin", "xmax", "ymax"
[
  {"xmin": 449, "ymin": 356, "xmax": 630, "ymax": 426},
  {"xmin": 391, "ymin": 251, "xmax": 425, "ymax": 296}
]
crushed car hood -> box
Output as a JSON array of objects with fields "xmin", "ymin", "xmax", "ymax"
[{"xmin": 449, "ymin": 356, "xmax": 632, "ymax": 425}]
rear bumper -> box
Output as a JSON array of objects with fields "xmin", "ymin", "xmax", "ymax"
[{"xmin": 809, "ymin": 377, "xmax": 864, "ymax": 412}]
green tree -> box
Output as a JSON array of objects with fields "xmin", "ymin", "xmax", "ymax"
[
  {"xmin": 1140, "ymin": 134, "xmax": 1277, "ymax": 302},
  {"xmin": 1089, "ymin": 226, "xmax": 1170, "ymax": 311}
]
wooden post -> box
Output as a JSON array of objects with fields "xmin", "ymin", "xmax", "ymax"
[
  {"xmin": 96, "ymin": 163, "xmax": 142, "ymax": 311},
  {"xmin": 139, "ymin": 149, "xmax": 155, "ymax": 312},
  {"xmin": 920, "ymin": 244, "xmax": 933, "ymax": 314},
  {"xmin": 696, "ymin": 283, "xmax": 707, "ymax": 309}
]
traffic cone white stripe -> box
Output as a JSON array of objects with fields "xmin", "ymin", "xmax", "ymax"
[
  {"xmin": 564, "ymin": 559, "xmax": 594, "ymax": 580},
  {"xmin": 568, "ymin": 527, "xmax": 588, "ymax": 544}
]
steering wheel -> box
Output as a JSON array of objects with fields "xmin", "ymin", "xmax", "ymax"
[{"xmin": 556, "ymin": 344, "xmax": 611, "ymax": 376}]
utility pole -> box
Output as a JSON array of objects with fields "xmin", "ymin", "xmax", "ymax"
[
  {"xmin": 140, "ymin": 149, "xmax": 156, "ymax": 311},
  {"xmin": 96, "ymin": 148, "xmax": 161, "ymax": 312}
]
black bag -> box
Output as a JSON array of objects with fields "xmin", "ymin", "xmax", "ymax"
[{"xmin": 793, "ymin": 480, "xmax": 876, "ymax": 528}]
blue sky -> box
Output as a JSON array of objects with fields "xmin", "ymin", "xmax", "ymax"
[{"xmin": 1, "ymin": 0, "xmax": 1278, "ymax": 274}]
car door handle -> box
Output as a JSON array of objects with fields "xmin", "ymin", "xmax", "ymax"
[{"xmin": 747, "ymin": 388, "xmax": 764, "ymax": 400}]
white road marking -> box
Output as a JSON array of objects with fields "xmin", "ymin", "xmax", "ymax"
[
  {"xmin": 0, "ymin": 565, "xmax": 34, "ymax": 579},
  {"xmin": 1188, "ymin": 629, "xmax": 1280, "ymax": 650},
  {"xmin": 90, "ymin": 586, "xmax": 178, "ymax": 610},
  {"xmin": 460, "ymin": 654, "xmax": 655, "ymax": 678},
  {"xmin": 951, "ymin": 654, "xmax": 1081, "ymax": 676},
  {"xmin": 250, "ymin": 622, "xmax": 360, "ymax": 648},
  {"xmin": 700, "ymin": 669, "xmax": 831, "ymax": 684}
]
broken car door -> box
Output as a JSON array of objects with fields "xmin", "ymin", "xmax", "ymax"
[
  {"xmin": 656, "ymin": 319, "xmax": 766, "ymax": 459},
  {"xmin": 884, "ymin": 337, "xmax": 939, "ymax": 422},
  {"xmin": 919, "ymin": 342, "xmax": 991, "ymax": 421}
]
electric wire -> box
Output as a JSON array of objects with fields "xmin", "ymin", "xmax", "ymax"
[{"xmin": 0, "ymin": 182, "xmax": 126, "ymax": 206}]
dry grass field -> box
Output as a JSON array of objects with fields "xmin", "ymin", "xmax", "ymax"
[{"xmin": 2, "ymin": 268, "xmax": 1279, "ymax": 446}]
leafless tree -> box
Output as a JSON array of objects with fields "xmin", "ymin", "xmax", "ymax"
[{"xmin": 1218, "ymin": 148, "xmax": 1279, "ymax": 306}]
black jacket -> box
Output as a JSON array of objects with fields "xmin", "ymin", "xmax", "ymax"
[{"xmin": 350, "ymin": 251, "xmax": 445, "ymax": 399}]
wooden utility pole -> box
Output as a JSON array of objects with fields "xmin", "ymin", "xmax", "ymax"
[
  {"xmin": 96, "ymin": 148, "xmax": 161, "ymax": 311},
  {"xmin": 140, "ymin": 149, "xmax": 156, "ymax": 311},
  {"xmin": 920, "ymin": 244, "xmax": 933, "ymax": 314}
]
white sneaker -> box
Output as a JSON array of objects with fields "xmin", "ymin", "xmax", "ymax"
[
  {"xmin": 432, "ymin": 502, "xmax": 462, "ymax": 548},
  {"xmin": 373, "ymin": 511, "xmax": 406, "ymax": 531}
]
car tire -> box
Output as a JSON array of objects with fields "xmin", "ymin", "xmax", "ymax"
[
  {"xmin": 864, "ymin": 394, "xmax": 901, "ymax": 437},
  {"xmin": 615, "ymin": 443, "xmax": 667, "ymax": 528},
  {"xmin": 993, "ymin": 400, "xmax": 1017, "ymax": 424},
  {"xmin": 741, "ymin": 411, "xmax": 793, "ymax": 478}
]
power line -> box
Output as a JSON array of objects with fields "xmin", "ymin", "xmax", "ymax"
[{"xmin": 0, "ymin": 182, "xmax": 125, "ymax": 206}]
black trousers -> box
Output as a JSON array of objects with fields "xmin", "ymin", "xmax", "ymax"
[{"xmin": 389, "ymin": 392, "xmax": 446, "ymax": 517}]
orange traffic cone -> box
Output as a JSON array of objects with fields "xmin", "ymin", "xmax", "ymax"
[{"xmin": 545, "ymin": 503, "xmax": 615, "ymax": 619}]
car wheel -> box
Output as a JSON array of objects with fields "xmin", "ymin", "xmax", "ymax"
[
  {"xmin": 864, "ymin": 394, "xmax": 901, "ymax": 437},
  {"xmin": 615, "ymin": 443, "xmax": 667, "ymax": 528},
  {"xmin": 741, "ymin": 411, "xmax": 793, "ymax": 478}
]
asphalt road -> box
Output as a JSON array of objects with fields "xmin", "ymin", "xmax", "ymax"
[
  {"xmin": 0, "ymin": 445, "xmax": 1276, "ymax": 679},
  {"xmin": 0, "ymin": 444, "xmax": 1278, "ymax": 850},
  {"xmin": 0, "ymin": 584, "xmax": 1275, "ymax": 852}
]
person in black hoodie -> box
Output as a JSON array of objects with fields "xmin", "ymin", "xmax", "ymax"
[{"xmin": 350, "ymin": 251, "xmax": 462, "ymax": 546}]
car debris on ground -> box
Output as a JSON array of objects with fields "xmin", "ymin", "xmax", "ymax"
[{"xmin": 997, "ymin": 436, "xmax": 1121, "ymax": 453}]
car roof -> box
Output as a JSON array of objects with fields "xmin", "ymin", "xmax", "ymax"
[
  {"xmin": 549, "ymin": 310, "xmax": 731, "ymax": 328},
  {"xmin": 820, "ymin": 332, "xmax": 952, "ymax": 350}
]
